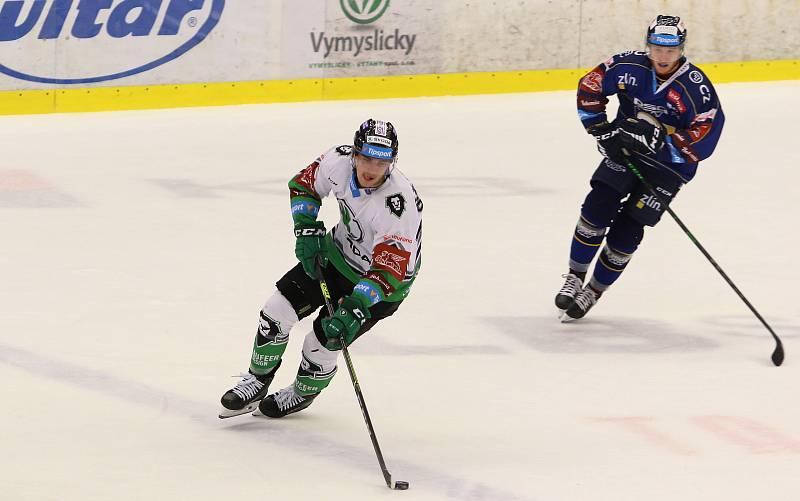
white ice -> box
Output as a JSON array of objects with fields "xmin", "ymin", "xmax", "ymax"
[{"xmin": 1, "ymin": 81, "xmax": 798, "ymax": 501}]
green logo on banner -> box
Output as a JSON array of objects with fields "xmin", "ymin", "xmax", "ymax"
[{"xmin": 340, "ymin": 0, "xmax": 390, "ymax": 24}]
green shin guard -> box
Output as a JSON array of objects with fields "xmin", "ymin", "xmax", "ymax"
[
  {"xmin": 249, "ymin": 333, "xmax": 289, "ymax": 376},
  {"xmin": 293, "ymin": 355, "xmax": 337, "ymax": 396}
]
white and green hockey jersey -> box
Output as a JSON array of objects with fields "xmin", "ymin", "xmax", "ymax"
[{"xmin": 289, "ymin": 145, "xmax": 422, "ymax": 305}]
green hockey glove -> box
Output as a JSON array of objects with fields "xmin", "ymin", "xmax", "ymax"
[
  {"xmin": 321, "ymin": 294, "xmax": 371, "ymax": 351},
  {"xmin": 294, "ymin": 221, "xmax": 327, "ymax": 278}
]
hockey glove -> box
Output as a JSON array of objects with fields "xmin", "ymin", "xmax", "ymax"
[
  {"xmin": 321, "ymin": 294, "xmax": 371, "ymax": 351},
  {"xmin": 618, "ymin": 117, "xmax": 666, "ymax": 156},
  {"xmin": 294, "ymin": 221, "xmax": 327, "ymax": 279},
  {"xmin": 587, "ymin": 121, "xmax": 624, "ymax": 164}
]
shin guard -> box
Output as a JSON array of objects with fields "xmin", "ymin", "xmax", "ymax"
[
  {"xmin": 293, "ymin": 330, "xmax": 338, "ymax": 396},
  {"xmin": 250, "ymin": 292, "xmax": 298, "ymax": 376},
  {"xmin": 569, "ymin": 215, "xmax": 607, "ymax": 273}
]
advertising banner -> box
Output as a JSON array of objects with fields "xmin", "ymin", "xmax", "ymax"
[
  {"xmin": 0, "ymin": 0, "xmax": 280, "ymax": 90},
  {"xmin": 281, "ymin": 0, "xmax": 443, "ymax": 79},
  {"xmin": 0, "ymin": 0, "xmax": 797, "ymax": 93}
]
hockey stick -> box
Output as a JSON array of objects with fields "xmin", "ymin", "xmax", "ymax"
[
  {"xmin": 315, "ymin": 259, "xmax": 409, "ymax": 490},
  {"xmin": 622, "ymin": 150, "xmax": 784, "ymax": 366}
]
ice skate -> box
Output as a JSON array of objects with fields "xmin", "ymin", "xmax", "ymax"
[
  {"xmin": 219, "ymin": 371, "xmax": 276, "ymax": 419},
  {"xmin": 555, "ymin": 273, "xmax": 583, "ymax": 311},
  {"xmin": 560, "ymin": 286, "xmax": 600, "ymax": 322},
  {"xmin": 254, "ymin": 385, "xmax": 319, "ymax": 418}
]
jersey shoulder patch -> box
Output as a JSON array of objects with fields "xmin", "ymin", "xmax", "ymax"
[
  {"xmin": 385, "ymin": 193, "xmax": 406, "ymax": 218},
  {"xmin": 336, "ymin": 145, "xmax": 353, "ymax": 156}
]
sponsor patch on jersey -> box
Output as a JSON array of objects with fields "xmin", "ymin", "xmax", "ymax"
[
  {"xmin": 291, "ymin": 200, "xmax": 320, "ymax": 217},
  {"xmin": 364, "ymin": 270, "xmax": 394, "ymax": 295},
  {"xmin": 689, "ymin": 70, "xmax": 704, "ymax": 84},
  {"xmin": 671, "ymin": 132, "xmax": 700, "ymax": 162},
  {"xmin": 666, "ymin": 89, "xmax": 686, "ymax": 114},
  {"xmin": 633, "ymin": 97, "xmax": 670, "ymax": 118},
  {"xmin": 385, "ymin": 193, "xmax": 406, "ymax": 217},
  {"xmin": 336, "ymin": 145, "xmax": 353, "ymax": 155},
  {"xmin": 580, "ymin": 70, "xmax": 604, "ymax": 93},
  {"xmin": 687, "ymin": 124, "xmax": 711, "ymax": 142},
  {"xmin": 372, "ymin": 243, "xmax": 411, "ymax": 281},
  {"xmin": 382, "ymin": 233, "xmax": 414, "ymax": 244},
  {"xmin": 354, "ymin": 281, "xmax": 383, "ymax": 305}
]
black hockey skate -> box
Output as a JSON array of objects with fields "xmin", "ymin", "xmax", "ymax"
[
  {"xmin": 219, "ymin": 370, "xmax": 277, "ymax": 419},
  {"xmin": 255, "ymin": 385, "xmax": 319, "ymax": 418},
  {"xmin": 560, "ymin": 286, "xmax": 600, "ymax": 322},
  {"xmin": 555, "ymin": 273, "xmax": 583, "ymax": 310}
]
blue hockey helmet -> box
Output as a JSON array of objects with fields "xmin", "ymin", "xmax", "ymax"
[
  {"xmin": 353, "ymin": 119, "xmax": 399, "ymax": 161},
  {"xmin": 646, "ymin": 15, "xmax": 687, "ymax": 47}
]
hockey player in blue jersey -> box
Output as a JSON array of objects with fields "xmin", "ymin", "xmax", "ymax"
[{"xmin": 555, "ymin": 15, "xmax": 725, "ymax": 321}]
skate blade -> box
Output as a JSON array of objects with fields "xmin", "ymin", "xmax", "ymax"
[
  {"xmin": 218, "ymin": 402, "xmax": 260, "ymax": 419},
  {"xmin": 559, "ymin": 311, "xmax": 578, "ymax": 323}
]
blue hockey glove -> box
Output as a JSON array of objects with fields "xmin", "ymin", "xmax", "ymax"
[
  {"xmin": 587, "ymin": 121, "xmax": 624, "ymax": 164},
  {"xmin": 294, "ymin": 221, "xmax": 327, "ymax": 279},
  {"xmin": 618, "ymin": 117, "xmax": 665, "ymax": 156},
  {"xmin": 321, "ymin": 294, "xmax": 371, "ymax": 351}
]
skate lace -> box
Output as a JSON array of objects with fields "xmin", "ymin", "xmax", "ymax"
[
  {"xmin": 574, "ymin": 287, "xmax": 598, "ymax": 312},
  {"xmin": 273, "ymin": 386, "xmax": 305, "ymax": 411},
  {"xmin": 558, "ymin": 274, "xmax": 582, "ymax": 296},
  {"xmin": 231, "ymin": 373, "xmax": 264, "ymax": 400}
]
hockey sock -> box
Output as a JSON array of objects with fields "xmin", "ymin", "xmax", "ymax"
[
  {"xmin": 569, "ymin": 215, "xmax": 606, "ymax": 273},
  {"xmin": 293, "ymin": 330, "xmax": 338, "ymax": 396},
  {"xmin": 250, "ymin": 292, "xmax": 299, "ymax": 376},
  {"xmin": 591, "ymin": 244, "xmax": 633, "ymax": 290},
  {"xmin": 570, "ymin": 269, "xmax": 587, "ymax": 282},
  {"xmin": 590, "ymin": 212, "xmax": 645, "ymax": 289}
]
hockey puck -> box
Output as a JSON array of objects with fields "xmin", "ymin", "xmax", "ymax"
[{"xmin": 394, "ymin": 480, "xmax": 409, "ymax": 490}]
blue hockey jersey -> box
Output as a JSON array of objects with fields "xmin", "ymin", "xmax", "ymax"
[{"xmin": 577, "ymin": 51, "xmax": 725, "ymax": 182}]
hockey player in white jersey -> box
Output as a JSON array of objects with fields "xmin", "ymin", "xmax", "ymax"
[{"xmin": 219, "ymin": 119, "xmax": 422, "ymax": 419}]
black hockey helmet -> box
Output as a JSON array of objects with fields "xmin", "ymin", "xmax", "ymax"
[
  {"xmin": 353, "ymin": 119, "xmax": 399, "ymax": 161},
  {"xmin": 646, "ymin": 15, "xmax": 687, "ymax": 47}
]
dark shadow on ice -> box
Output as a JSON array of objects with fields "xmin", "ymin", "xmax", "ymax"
[{"xmin": 484, "ymin": 316, "xmax": 719, "ymax": 354}]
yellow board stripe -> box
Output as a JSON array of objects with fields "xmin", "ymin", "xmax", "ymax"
[{"xmin": 1, "ymin": 59, "xmax": 797, "ymax": 116}]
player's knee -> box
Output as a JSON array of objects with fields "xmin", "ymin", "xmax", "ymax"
[
  {"xmin": 582, "ymin": 181, "xmax": 625, "ymax": 227},
  {"xmin": 257, "ymin": 291, "xmax": 299, "ymax": 341},
  {"xmin": 607, "ymin": 212, "xmax": 645, "ymax": 252}
]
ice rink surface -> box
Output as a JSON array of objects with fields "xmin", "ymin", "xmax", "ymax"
[{"xmin": 2, "ymin": 81, "xmax": 799, "ymax": 501}]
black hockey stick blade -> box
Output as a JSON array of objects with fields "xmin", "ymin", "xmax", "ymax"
[{"xmin": 772, "ymin": 340, "xmax": 784, "ymax": 367}]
